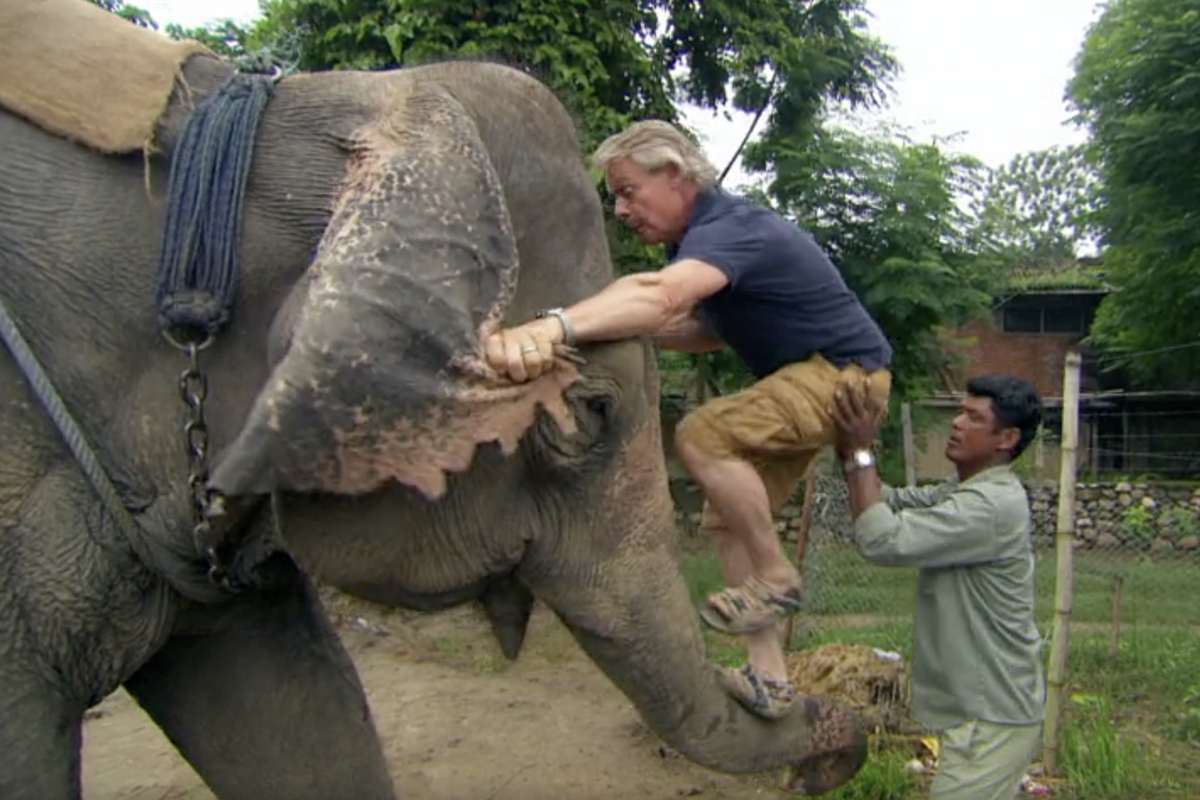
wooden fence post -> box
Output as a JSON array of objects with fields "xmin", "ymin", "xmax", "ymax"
[
  {"xmin": 1109, "ymin": 574, "xmax": 1124, "ymax": 668},
  {"xmin": 1043, "ymin": 351, "xmax": 1082, "ymax": 775},
  {"xmin": 784, "ymin": 468, "xmax": 818, "ymax": 649},
  {"xmin": 901, "ymin": 401, "xmax": 916, "ymax": 487}
]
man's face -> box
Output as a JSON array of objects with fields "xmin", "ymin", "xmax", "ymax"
[
  {"xmin": 945, "ymin": 395, "xmax": 1019, "ymax": 466},
  {"xmin": 605, "ymin": 158, "xmax": 692, "ymax": 244}
]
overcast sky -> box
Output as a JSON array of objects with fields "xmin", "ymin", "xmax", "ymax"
[{"xmin": 139, "ymin": 0, "xmax": 1103, "ymax": 187}]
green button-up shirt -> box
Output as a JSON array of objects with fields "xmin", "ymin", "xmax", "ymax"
[{"xmin": 854, "ymin": 464, "xmax": 1046, "ymax": 731}]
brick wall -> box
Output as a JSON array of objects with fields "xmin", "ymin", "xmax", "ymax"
[{"xmin": 950, "ymin": 317, "xmax": 1085, "ymax": 397}]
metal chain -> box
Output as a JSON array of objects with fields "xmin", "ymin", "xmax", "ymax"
[
  {"xmin": 179, "ymin": 341, "xmax": 210, "ymax": 505},
  {"xmin": 170, "ymin": 332, "xmax": 231, "ymax": 585}
]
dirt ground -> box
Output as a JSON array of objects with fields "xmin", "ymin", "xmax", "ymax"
[{"xmin": 81, "ymin": 590, "xmax": 786, "ymax": 800}]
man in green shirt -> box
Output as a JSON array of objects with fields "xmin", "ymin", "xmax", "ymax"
[{"xmin": 832, "ymin": 374, "xmax": 1047, "ymax": 800}]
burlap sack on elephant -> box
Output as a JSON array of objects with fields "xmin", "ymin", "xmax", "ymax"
[{"xmin": 0, "ymin": 0, "xmax": 211, "ymax": 154}]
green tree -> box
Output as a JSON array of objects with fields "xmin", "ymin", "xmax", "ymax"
[
  {"xmin": 659, "ymin": 0, "xmax": 896, "ymax": 157},
  {"xmin": 253, "ymin": 0, "xmax": 674, "ymax": 148},
  {"xmin": 1067, "ymin": 0, "xmax": 1200, "ymax": 386},
  {"xmin": 970, "ymin": 144, "xmax": 1101, "ymax": 261},
  {"xmin": 250, "ymin": 0, "xmax": 896, "ymax": 153}
]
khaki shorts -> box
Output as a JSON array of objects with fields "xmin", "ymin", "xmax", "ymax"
[
  {"xmin": 675, "ymin": 353, "xmax": 892, "ymax": 520},
  {"xmin": 931, "ymin": 720, "xmax": 1042, "ymax": 800}
]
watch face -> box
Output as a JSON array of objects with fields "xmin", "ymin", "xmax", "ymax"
[{"xmin": 854, "ymin": 450, "xmax": 873, "ymax": 467}]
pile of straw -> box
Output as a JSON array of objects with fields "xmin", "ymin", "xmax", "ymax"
[{"xmin": 787, "ymin": 643, "xmax": 915, "ymax": 733}]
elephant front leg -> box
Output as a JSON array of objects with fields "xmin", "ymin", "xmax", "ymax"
[
  {"xmin": 123, "ymin": 552, "xmax": 397, "ymax": 800},
  {"xmin": 0, "ymin": 669, "xmax": 83, "ymax": 800}
]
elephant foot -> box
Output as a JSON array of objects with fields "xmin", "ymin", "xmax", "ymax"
[{"xmin": 781, "ymin": 695, "xmax": 869, "ymax": 795}]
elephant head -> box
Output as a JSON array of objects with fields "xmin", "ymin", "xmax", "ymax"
[{"xmin": 208, "ymin": 69, "xmax": 867, "ymax": 793}]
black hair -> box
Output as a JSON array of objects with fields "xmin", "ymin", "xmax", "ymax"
[{"xmin": 966, "ymin": 374, "xmax": 1044, "ymax": 460}]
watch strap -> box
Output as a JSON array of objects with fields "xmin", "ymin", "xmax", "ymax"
[{"xmin": 536, "ymin": 307, "xmax": 576, "ymax": 346}]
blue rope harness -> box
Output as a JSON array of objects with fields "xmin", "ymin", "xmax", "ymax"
[{"xmin": 156, "ymin": 74, "xmax": 274, "ymax": 338}]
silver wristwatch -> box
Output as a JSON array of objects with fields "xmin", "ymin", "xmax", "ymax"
[
  {"xmin": 843, "ymin": 448, "xmax": 876, "ymax": 474},
  {"xmin": 535, "ymin": 307, "xmax": 576, "ymax": 346}
]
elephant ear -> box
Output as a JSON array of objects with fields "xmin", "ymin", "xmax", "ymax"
[{"xmin": 208, "ymin": 86, "xmax": 579, "ymax": 501}]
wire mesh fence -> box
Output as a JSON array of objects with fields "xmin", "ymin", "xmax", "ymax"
[
  {"xmin": 667, "ymin": 397, "xmax": 1200, "ymax": 643},
  {"xmin": 785, "ymin": 448, "xmax": 1200, "ymax": 645}
]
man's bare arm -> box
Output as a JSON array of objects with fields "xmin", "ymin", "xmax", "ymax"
[{"xmin": 653, "ymin": 311, "xmax": 725, "ymax": 353}]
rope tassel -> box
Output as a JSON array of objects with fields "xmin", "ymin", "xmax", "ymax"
[{"xmin": 155, "ymin": 73, "xmax": 274, "ymax": 339}]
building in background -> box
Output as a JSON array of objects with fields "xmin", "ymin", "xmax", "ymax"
[{"xmin": 914, "ymin": 258, "xmax": 1200, "ymax": 482}]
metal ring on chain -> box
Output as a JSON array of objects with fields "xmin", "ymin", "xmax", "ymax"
[{"xmin": 163, "ymin": 326, "xmax": 215, "ymax": 353}]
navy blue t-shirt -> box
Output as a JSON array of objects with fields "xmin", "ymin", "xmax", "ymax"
[{"xmin": 666, "ymin": 189, "xmax": 893, "ymax": 379}]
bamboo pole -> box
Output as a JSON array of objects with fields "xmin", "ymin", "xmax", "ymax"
[
  {"xmin": 1043, "ymin": 351, "xmax": 1082, "ymax": 776},
  {"xmin": 1109, "ymin": 574, "xmax": 1124, "ymax": 668}
]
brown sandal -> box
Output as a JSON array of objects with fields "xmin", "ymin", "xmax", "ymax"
[
  {"xmin": 716, "ymin": 663, "xmax": 796, "ymax": 721},
  {"xmin": 700, "ymin": 573, "xmax": 804, "ymax": 635}
]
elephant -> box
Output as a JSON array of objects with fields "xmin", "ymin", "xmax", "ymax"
[{"xmin": 0, "ymin": 1, "xmax": 867, "ymax": 798}]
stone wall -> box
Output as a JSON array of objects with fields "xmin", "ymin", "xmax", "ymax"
[
  {"xmin": 673, "ymin": 475, "xmax": 1200, "ymax": 556},
  {"xmin": 1027, "ymin": 481, "xmax": 1200, "ymax": 554}
]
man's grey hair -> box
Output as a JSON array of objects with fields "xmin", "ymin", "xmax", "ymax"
[{"xmin": 592, "ymin": 120, "xmax": 720, "ymax": 189}]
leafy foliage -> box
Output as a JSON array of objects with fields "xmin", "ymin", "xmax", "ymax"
[
  {"xmin": 249, "ymin": 1, "xmax": 897, "ymax": 152},
  {"xmin": 970, "ymin": 144, "xmax": 1101, "ymax": 261},
  {"xmin": 252, "ymin": 0, "xmax": 675, "ymax": 149},
  {"xmin": 968, "ymin": 144, "xmax": 1106, "ymax": 298},
  {"xmin": 1066, "ymin": 0, "xmax": 1200, "ymax": 386},
  {"xmin": 659, "ymin": 0, "xmax": 897, "ymax": 143}
]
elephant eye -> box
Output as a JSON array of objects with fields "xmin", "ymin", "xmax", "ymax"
[{"xmin": 586, "ymin": 395, "xmax": 614, "ymax": 423}]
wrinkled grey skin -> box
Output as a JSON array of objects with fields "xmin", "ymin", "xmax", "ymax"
[{"xmin": 0, "ymin": 52, "xmax": 866, "ymax": 800}]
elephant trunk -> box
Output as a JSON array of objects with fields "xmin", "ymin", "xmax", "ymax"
[{"xmin": 526, "ymin": 494, "xmax": 867, "ymax": 793}]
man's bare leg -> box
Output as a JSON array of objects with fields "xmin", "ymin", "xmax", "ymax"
[
  {"xmin": 677, "ymin": 435, "xmax": 805, "ymax": 718},
  {"xmin": 707, "ymin": 523, "xmax": 789, "ymax": 681},
  {"xmin": 677, "ymin": 439, "xmax": 798, "ymax": 587}
]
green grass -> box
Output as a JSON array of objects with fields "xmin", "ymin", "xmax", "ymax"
[
  {"xmin": 818, "ymin": 740, "xmax": 921, "ymax": 800},
  {"xmin": 1060, "ymin": 694, "xmax": 1157, "ymax": 799},
  {"xmin": 680, "ymin": 544, "xmax": 1200, "ymax": 800},
  {"xmin": 682, "ymin": 542, "xmax": 1200, "ymax": 629},
  {"xmin": 1054, "ymin": 632, "xmax": 1200, "ymax": 800}
]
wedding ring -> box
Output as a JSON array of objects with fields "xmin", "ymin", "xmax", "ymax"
[{"xmin": 521, "ymin": 345, "xmax": 538, "ymax": 353}]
